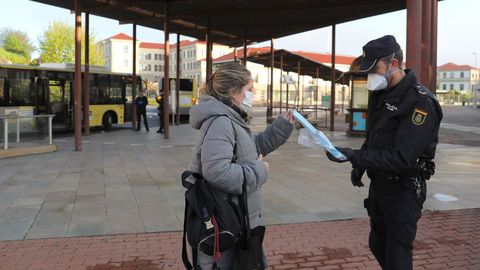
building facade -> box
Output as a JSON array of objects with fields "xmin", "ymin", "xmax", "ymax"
[{"xmin": 437, "ymin": 62, "xmax": 480, "ymax": 93}]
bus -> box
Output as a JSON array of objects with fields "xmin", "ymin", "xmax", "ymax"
[
  {"xmin": 0, "ymin": 64, "xmax": 141, "ymax": 132},
  {"xmin": 146, "ymin": 78, "xmax": 197, "ymax": 117}
]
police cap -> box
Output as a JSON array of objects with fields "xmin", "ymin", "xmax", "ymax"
[{"xmin": 358, "ymin": 35, "xmax": 401, "ymax": 73}]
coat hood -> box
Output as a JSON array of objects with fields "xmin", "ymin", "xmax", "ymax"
[{"xmin": 189, "ymin": 94, "xmax": 249, "ymax": 130}]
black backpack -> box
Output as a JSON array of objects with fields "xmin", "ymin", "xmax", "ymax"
[{"xmin": 181, "ymin": 116, "xmax": 244, "ymax": 269}]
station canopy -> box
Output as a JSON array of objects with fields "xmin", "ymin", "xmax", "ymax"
[
  {"xmin": 32, "ymin": 0, "xmax": 422, "ymax": 47},
  {"xmin": 246, "ymin": 49, "xmax": 347, "ymax": 85}
]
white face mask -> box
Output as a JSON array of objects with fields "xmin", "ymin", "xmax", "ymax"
[
  {"xmin": 367, "ymin": 73, "xmax": 388, "ymax": 91},
  {"xmin": 367, "ymin": 54, "xmax": 398, "ymax": 92},
  {"xmin": 240, "ymin": 90, "xmax": 254, "ymax": 112}
]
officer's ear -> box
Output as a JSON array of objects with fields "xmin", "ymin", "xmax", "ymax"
[{"xmin": 390, "ymin": 58, "xmax": 400, "ymax": 70}]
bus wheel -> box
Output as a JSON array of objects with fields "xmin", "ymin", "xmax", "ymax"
[{"xmin": 103, "ymin": 113, "xmax": 113, "ymax": 130}]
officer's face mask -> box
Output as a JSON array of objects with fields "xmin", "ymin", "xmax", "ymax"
[{"xmin": 367, "ymin": 54, "xmax": 399, "ymax": 92}]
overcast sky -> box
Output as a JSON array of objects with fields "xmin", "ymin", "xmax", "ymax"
[{"xmin": 0, "ymin": 0, "xmax": 478, "ymax": 67}]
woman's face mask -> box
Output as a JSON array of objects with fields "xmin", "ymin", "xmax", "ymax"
[{"xmin": 240, "ymin": 90, "xmax": 254, "ymax": 112}]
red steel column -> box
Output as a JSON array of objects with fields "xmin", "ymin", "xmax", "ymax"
[
  {"xmin": 234, "ymin": 47, "xmax": 237, "ymax": 62},
  {"xmin": 315, "ymin": 66, "xmax": 319, "ymax": 119},
  {"xmin": 206, "ymin": 19, "xmax": 212, "ymax": 79},
  {"xmin": 84, "ymin": 12, "xmax": 90, "ymax": 135},
  {"xmin": 406, "ymin": 0, "xmax": 423, "ymax": 79},
  {"xmin": 267, "ymin": 38, "xmax": 274, "ymax": 119},
  {"xmin": 242, "ymin": 28, "xmax": 247, "ymax": 66},
  {"xmin": 430, "ymin": 0, "xmax": 438, "ymax": 93},
  {"xmin": 163, "ymin": 1, "xmax": 170, "ymax": 139},
  {"xmin": 421, "ymin": 0, "xmax": 432, "ymax": 86},
  {"xmin": 132, "ymin": 24, "xmax": 137, "ymax": 129},
  {"xmin": 279, "ymin": 54, "xmax": 283, "ymax": 114},
  {"xmin": 330, "ymin": 24, "xmax": 336, "ymax": 132},
  {"xmin": 74, "ymin": 0, "xmax": 82, "ymax": 151},
  {"xmin": 176, "ymin": 33, "xmax": 180, "ymax": 125}
]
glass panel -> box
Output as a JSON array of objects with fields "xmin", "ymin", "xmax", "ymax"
[
  {"xmin": 8, "ymin": 70, "xmax": 35, "ymax": 106},
  {"xmin": 0, "ymin": 78, "xmax": 5, "ymax": 106},
  {"xmin": 351, "ymin": 79, "xmax": 368, "ymax": 109}
]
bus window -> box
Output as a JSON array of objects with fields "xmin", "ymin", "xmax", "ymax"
[
  {"xmin": 110, "ymin": 76, "xmax": 123, "ymax": 103},
  {"xmin": 0, "ymin": 78, "xmax": 5, "ymax": 106},
  {"xmin": 8, "ymin": 70, "xmax": 35, "ymax": 106},
  {"xmin": 180, "ymin": 79, "xmax": 193, "ymax": 92}
]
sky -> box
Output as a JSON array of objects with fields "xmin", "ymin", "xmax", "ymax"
[{"xmin": 0, "ymin": 0, "xmax": 478, "ymax": 67}]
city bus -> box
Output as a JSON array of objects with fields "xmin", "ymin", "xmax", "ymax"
[
  {"xmin": 146, "ymin": 78, "xmax": 197, "ymax": 117},
  {"xmin": 0, "ymin": 64, "xmax": 140, "ymax": 132}
]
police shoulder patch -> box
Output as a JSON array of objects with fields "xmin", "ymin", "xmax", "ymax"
[{"xmin": 412, "ymin": 108, "xmax": 428, "ymax": 126}]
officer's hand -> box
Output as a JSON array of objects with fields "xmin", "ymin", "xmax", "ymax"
[
  {"xmin": 351, "ymin": 168, "xmax": 365, "ymax": 187},
  {"xmin": 326, "ymin": 147, "xmax": 354, "ymax": 163}
]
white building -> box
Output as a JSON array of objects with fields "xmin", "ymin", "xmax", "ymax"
[
  {"xmin": 437, "ymin": 62, "xmax": 480, "ymax": 94},
  {"xmin": 97, "ymin": 33, "xmax": 136, "ymax": 73}
]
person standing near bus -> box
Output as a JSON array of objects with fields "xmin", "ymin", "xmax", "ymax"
[
  {"xmin": 156, "ymin": 91, "xmax": 165, "ymax": 133},
  {"xmin": 135, "ymin": 90, "xmax": 149, "ymax": 131}
]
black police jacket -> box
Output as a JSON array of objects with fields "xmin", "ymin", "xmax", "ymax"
[{"xmin": 351, "ymin": 70, "xmax": 443, "ymax": 175}]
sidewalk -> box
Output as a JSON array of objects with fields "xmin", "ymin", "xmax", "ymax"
[
  {"xmin": 0, "ymin": 208, "xmax": 478, "ymax": 270},
  {"xmin": 0, "ymin": 106, "xmax": 480, "ymax": 241}
]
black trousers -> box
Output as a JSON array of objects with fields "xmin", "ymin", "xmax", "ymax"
[
  {"xmin": 136, "ymin": 110, "xmax": 149, "ymax": 130},
  {"xmin": 158, "ymin": 113, "xmax": 164, "ymax": 132},
  {"xmin": 365, "ymin": 176, "xmax": 426, "ymax": 270}
]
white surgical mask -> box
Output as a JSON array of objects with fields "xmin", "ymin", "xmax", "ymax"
[
  {"xmin": 240, "ymin": 91, "xmax": 254, "ymax": 112},
  {"xmin": 367, "ymin": 53, "xmax": 398, "ymax": 92}
]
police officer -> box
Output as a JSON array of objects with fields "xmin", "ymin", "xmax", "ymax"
[
  {"xmin": 135, "ymin": 90, "xmax": 149, "ymax": 131},
  {"xmin": 326, "ymin": 35, "xmax": 442, "ymax": 270},
  {"xmin": 156, "ymin": 91, "xmax": 165, "ymax": 133}
]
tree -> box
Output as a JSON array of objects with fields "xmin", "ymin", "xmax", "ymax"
[
  {"xmin": 38, "ymin": 21, "xmax": 104, "ymax": 65},
  {"xmin": 0, "ymin": 28, "xmax": 35, "ymax": 61}
]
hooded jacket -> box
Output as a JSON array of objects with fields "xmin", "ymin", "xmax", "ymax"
[{"xmin": 189, "ymin": 94, "xmax": 293, "ymax": 228}]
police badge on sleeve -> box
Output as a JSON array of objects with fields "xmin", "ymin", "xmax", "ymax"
[{"xmin": 412, "ymin": 108, "xmax": 428, "ymax": 126}]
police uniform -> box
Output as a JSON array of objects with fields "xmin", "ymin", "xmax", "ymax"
[{"xmin": 329, "ymin": 36, "xmax": 443, "ymax": 270}]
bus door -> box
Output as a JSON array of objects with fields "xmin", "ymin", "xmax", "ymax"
[
  {"xmin": 48, "ymin": 78, "xmax": 73, "ymax": 129},
  {"xmin": 124, "ymin": 78, "xmax": 141, "ymax": 122},
  {"xmin": 35, "ymin": 75, "xmax": 49, "ymax": 115}
]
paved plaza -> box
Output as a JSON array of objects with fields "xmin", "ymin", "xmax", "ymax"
[{"xmin": 0, "ymin": 105, "xmax": 479, "ymax": 269}]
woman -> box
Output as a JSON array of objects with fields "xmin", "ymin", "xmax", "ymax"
[{"xmin": 188, "ymin": 62, "xmax": 294, "ymax": 269}]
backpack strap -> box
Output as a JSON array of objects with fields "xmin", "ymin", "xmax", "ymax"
[{"xmin": 182, "ymin": 114, "xmax": 237, "ymax": 269}]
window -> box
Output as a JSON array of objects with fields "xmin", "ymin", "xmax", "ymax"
[
  {"xmin": 450, "ymin": 84, "xmax": 454, "ymax": 90},
  {"xmin": 148, "ymin": 64, "xmax": 151, "ymax": 71},
  {"xmin": 154, "ymin": 65, "xmax": 158, "ymax": 72},
  {"xmin": 147, "ymin": 53, "xmax": 152, "ymax": 60},
  {"xmin": 460, "ymin": 84, "xmax": 464, "ymax": 90},
  {"xmin": 442, "ymin": 84, "xmax": 446, "ymax": 90},
  {"xmin": 159, "ymin": 65, "xmax": 163, "ymax": 72},
  {"xmin": 123, "ymin": 59, "xmax": 129, "ymax": 68},
  {"xmin": 160, "ymin": 54, "xmax": 164, "ymax": 61},
  {"xmin": 460, "ymin": 72, "xmax": 464, "ymax": 78},
  {"xmin": 450, "ymin": 72, "xmax": 454, "ymax": 78},
  {"xmin": 154, "ymin": 54, "xmax": 158, "ymax": 60},
  {"xmin": 123, "ymin": 45, "xmax": 129, "ymax": 54},
  {"xmin": 8, "ymin": 70, "xmax": 35, "ymax": 106},
  {"xmin": 95, "ymin": 74, "xmax": 123, "ymax": 104},
  {"xmin": 0, "ymin": 78, "xmax": 6, "ymax": 106},
  {"xmin": 442, "ymin": 72, "xmax": 446, "ymax": 78},
  {"xmin": 141, "ymin": 64, "xmax": 148, "ymax": 71}
]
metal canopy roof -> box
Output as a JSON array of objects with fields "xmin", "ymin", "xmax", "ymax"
[
  {"xmin": 246, "ymin": 49, "xmax": 347, "ymax": 85},
  {"xmin": 30, "ymin": 0, "xmax": 427, "ymax": 47}
]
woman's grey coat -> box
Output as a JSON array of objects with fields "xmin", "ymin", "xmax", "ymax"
[{"xmin": 189, "ymin": 94, "xmax": 294, "ymax": 228}]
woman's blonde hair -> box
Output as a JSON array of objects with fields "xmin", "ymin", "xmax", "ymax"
[{"xmin": 201, "ymin": 62, "xmax": 251, "ymax": 101}]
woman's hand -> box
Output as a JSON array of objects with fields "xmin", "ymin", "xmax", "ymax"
[
  {"xmin": 282, "ymin": 110, "xmax": 294, "ymax": 122},
  {"xmin": 257, "ymin": 154, "xmax": 269, "ymax": 172}
]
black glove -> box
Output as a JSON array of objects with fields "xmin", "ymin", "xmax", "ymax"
[
  {"xmin": 351, "ymin": 168, "xmax": 365, "ymax": 187},
  {"xmin": 326, "ymin": 147, "xmax": 354, "ymax": 163}
]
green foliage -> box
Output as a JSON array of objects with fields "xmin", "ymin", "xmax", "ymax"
[
  {"xmin": 0, "ymin": 28, "xmax": 34, "ymax": 61},
  {"xmin": 38, "ymin": 21, "xmax": 104, "ymax": 65},
  {"xmin": 0, "ymin": 47, "xmax": 28, "ymax": 64}
]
